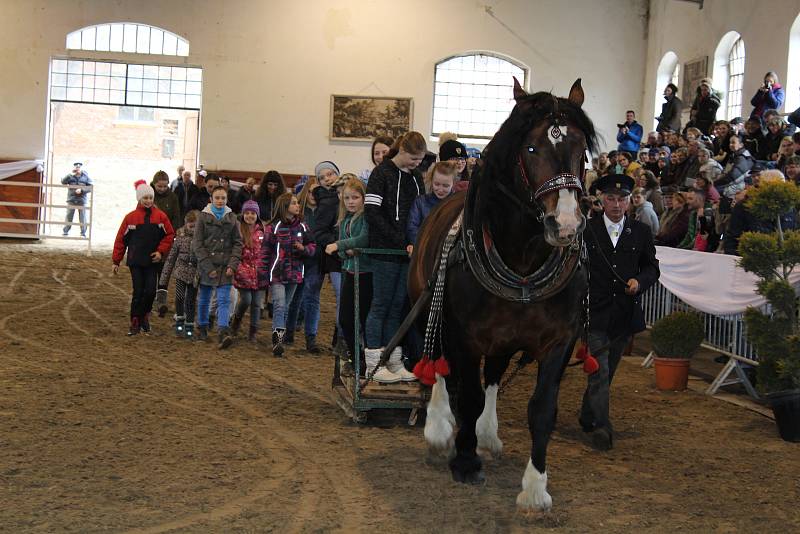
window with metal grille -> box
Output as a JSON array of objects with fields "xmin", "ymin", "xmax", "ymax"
[
  {"xmin": 50, "ymin": 59, "xmax": 202, "ymax": 110},
  {"xmin": 118, "ymin": 106, "xmax": 155, "ymax": 122},
  {"xmin": 66, "ymin": 23, "xmax": 189, "ymax": 57},
  {"xmin": 163, "ymin": 119, "xmax": 179, "ymax": 136},
  {"xmin": 432, "ymin": 53, "xmax": 527, "ymax": 139},
  {"xmin": 726, "ymin": 38, "xmax": 746, "ymax": 119}
]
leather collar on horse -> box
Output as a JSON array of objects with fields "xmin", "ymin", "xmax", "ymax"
[{"xmin": 458, "ymin": 171, "xmax": 585, "ymax": 304}]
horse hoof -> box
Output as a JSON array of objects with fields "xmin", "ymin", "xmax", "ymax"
[
  {"xmin": 452, "ymin": 467, "xmax": 486, "ymax": 485},
  {"xmin": 476, "ymin": 436, "xmax": 503, "ymax": 459},
  {"xmin": 591, "ymin": 428, "xmax": 613, "ymax": 451},
  {"xmin": 516, "ymin": 489, "xmax": 552, "ymax": 512}
]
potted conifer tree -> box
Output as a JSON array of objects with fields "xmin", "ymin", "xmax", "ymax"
[
  {"xmin": 738, "ymin": 178, "xmax": 800, "ymax": 442},
  {"xmin": 650, "ymin": 311, "xmax": 704, "ymax": 391}
]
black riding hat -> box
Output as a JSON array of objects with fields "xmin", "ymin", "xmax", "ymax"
[{"xmin": 594, "ymin": 174, "xmax": 634, "ymax": 196}]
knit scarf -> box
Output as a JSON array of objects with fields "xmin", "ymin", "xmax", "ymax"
[{"xmin": 210, "ymin": 205, "xmax": 226, "ymax": 220}]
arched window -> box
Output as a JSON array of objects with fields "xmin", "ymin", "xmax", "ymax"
[
  {"xmin": 712, "ymin": 31, "xmax": 744, "ymax": 121},
  {"xmin": 726, "ymin": 38, "xmax": 746, "ymax": 119},
  {"xmin": 432, "ymin": 53, "xmax": 527, "ymax": 140},
  {"xmin": 671, "ymin": 63, "xmax": 681, "ymax": 89},
  {"xmin": 66, "ymin": 23, "xmax": 189, "ymax": 56},
  {"xmin": 654, "ymin": 51, "xmax": 679, "ymax": 130}
]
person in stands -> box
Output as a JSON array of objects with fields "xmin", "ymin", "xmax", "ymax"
[
  {"xmin": 112, "ymin": 180, "xmax": 175, "ymax": 336},
  {"xmin": 254, "ymin": 171, "xmax": 287, "ymax": 223},
  {"xmin": 656, "ymin": 83, "xmax": 682, "ymax": 133},
  {"xmin": 687, "ymin": 78, "xmax": 720, "ymax": 135},
  {"xmin": 616, "ymin": 110, "xmax": 643, "ymax": 155},
  {"xmin": 655, "ymin": 188, "xmax": 689, "ymax": 247},
  {"xmin": 750, "ymin": 71, "xmax": 785, "ymax": 121},
  {"xmin": 359, "ymin": 136, "xmax": 394, "ymax": 184}
]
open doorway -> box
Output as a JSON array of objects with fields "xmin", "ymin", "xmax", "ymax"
[{"xmin": 46, "ymin": 58, "xmax": 202, "ymax": 245}]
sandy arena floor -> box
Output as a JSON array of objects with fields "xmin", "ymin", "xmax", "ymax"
[{"xmin": 1, "ymin": 245, "xmax": 798, "ymax": 533}]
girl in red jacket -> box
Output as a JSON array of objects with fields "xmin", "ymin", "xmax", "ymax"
[
  {"xmin": 113, "ymin": 180, "xmax": 175, "ymax": 335},
  {"xmin": 230, "ymin": 200, "xmax": 268, "ymax": 343}
]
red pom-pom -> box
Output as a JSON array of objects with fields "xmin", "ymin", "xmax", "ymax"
[
  {"xmin": 421, "ymin": 360, "xmax": 437, "ymax": 386},
  {"xmin": 575, "ymin": 344, "xmax": 589, "ymax": 362},
  {"xmin": 434, "ymin": 357, "xmax": 450, "ymax": 377},
  {"xmin": 583, "ymin": 354, "xmax": 600, "ymax": 374},
  {"xmin": 134, "ymin": 179, "xmax": 147, "ymax": 189},
  {"xmin": 413, "ymin": 356, "xmax": 430, "ymax": 380}
]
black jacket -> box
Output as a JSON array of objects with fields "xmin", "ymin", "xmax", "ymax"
[
  {"xmin": 723, "ymin": 202, "xmax": 798, "ymax": 255},
  {"xmin": 584, "ymin": 215, "xmax": 660, "ymax": 337},
  {"xmin": 189, "ymin": 189, "xmax": 211, "ymax": 212},
  {"xmin": 312, "ymin": 185, "xmax": 342, "ymax": 273},
  {"xmin": 175, "ymin": 180, "xmax": 199, "ymax": 218},
  {"xmin": 657, "ymin": 95, "xmax": 683, "ymax": 133},
  {"xmin": 690, "ymin": 93, "xmax": 720, "ymax": 135},
  {"xmin": 365, "ymin": 159, "xmax": 424, "ymax": 260}
]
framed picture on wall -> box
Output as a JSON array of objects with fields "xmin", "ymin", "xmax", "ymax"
[
  {"xmin": 329, "ymin": 95, "xmax": 413, "ymax": 142},
  {"xmin": 681, "ymin": 56, "xmax": 708, "ymax": 103}
]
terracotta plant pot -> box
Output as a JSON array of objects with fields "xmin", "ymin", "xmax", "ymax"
[{"xmin": 653, "ymin": 357, "xmax": 691, "ymax": 391}]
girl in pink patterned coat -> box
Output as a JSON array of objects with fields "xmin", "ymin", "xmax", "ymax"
[
  {"xmin": 263, "ymin": 192, "xmax": 316, "ymax": 356},
  {"xmin": 230, "ymin": 200, "xmax": 268, "ymax": 343}
]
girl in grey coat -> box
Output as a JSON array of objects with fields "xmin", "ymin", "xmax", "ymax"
[{"xmin": 193, "ymin": 186, "xmax": 242, "ymax": 347}]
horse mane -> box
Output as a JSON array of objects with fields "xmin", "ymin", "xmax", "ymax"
[{"xmin": 478, "ymin": 91, "xmax": 598, "ymax": 187}]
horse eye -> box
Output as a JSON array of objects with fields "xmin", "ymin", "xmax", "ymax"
[{"xmin": 527, "ymin": 146, "xmax": 536, "ymax": 153}]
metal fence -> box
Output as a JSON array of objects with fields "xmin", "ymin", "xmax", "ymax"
[
  {"xmin": 0, "ymin": 180, "xmax": 93, "ymax": 254},
  {"xmin": 640, "ymin": 280, "xmax": 765, "ymax": 397}
]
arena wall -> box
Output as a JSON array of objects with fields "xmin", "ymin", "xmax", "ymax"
[
  {"xmin": 1, "ymin": 0, "xmax": 647, "ymax": 173},
  {"xmin": 643, "ymin": 0, "xmax": 800, "ymax": 131}
]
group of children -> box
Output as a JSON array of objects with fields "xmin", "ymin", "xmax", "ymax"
[{"xmin": 112, "ymin": 131, "xmax": 460, "ymax": 383}]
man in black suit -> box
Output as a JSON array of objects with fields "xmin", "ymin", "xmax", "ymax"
[{"xmin": 580, "ymin": 174, "xmax": 660, "ymax": 451}]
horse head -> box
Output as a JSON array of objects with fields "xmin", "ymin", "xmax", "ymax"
[{"xmin": 484, "ymin": 78, "xmax": 597, "ymax": 248}]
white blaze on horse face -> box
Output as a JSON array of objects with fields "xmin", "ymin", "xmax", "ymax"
[
  {"xmin": 553, "ymin": 189, "xmax": 581, "ymax": 237},
  {"xmin": 476, "ymin": 384, "xmax": 503, "ymax": 457},
  {"xmin": 516, "ymin": 459, "xmax": 552, "ymax": 512},
  {"xmin": 424, "ymin": 374, "xmax": 456, "ymax": 452}
]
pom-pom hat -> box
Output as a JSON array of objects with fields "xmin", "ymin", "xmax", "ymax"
[
  {"xmin": 241, "ymin": 200, "xmax": 260, "ymax": 217},
  {"xmin": 134, "ymin": 179, "xmax": 154, "ymax": 202}
]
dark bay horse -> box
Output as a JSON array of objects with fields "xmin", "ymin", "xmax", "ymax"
[{"xmin": 408, "ymin": 79, "xmax": 596, "ymax": 511}]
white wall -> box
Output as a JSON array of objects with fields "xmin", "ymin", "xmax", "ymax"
[
  {"xmin": 643, "ymin": 0, "xmax": 800, "ymax": 131},
  {"xmin": 0, "ymin": 0, "xmax": 648, "ymax": 175}
]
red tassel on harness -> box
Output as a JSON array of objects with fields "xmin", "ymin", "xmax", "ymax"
[
  {"xmin": 434, "ymin": 357, "xmax": 450, "ymax": 377},
  {"xmin": 413, "ymin": 356, "xmax": 429, "ymax": 380},
  {"xmin": 575, "ymin": 343, "xmax": 600, "ymax": 375}
]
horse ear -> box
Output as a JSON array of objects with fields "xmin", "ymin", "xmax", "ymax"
[
  {"xmin": 568, "ymin": 78, "xmax": 585, "ymax": 108},
  {"xmin": 513, "ymin": 76, "xmax": 527, "ymax": 102}
]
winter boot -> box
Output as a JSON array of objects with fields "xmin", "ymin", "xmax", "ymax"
[
  {"xmin": 365, "ymin": 347, "xmax": 401, "ymax": 384},
  {"xmin": 218, "ymin": 327, "xmax": 233, "ymax": 350},
  {"xmin": 387, "ymin": 347, "xmax": 417, "ymax": 382},
  {"xmin": 127, "ymin": 316, "xmax": 141, "ymax": 336},
  {"xmin": 196, "ymin": 325, "xmax": 209, "ymax": 341},
  {"xmin": 306, "ymin": 334, "xmax": 322, "ymax": 355},
  {"xmin": 140, "ymin": 313, "xmax": 152, "ymax": 334},
  {"xmin": 272, "ymin": 328, "xmax": 285, "ymax": 357},
  {"xmin": 229, "ymin": 313, "xmax": 243, "ymax": 336},
  {"xmin": 184, "ymin": 322, "xmax": 195, "ymax": 340},
  {"xmin": 156, "ymin": 289, "xmax": 168, "ymax": 317},
  {"xmin": 284, "ymin": 329, "xmax": 295, "ymax": 345},
  {"xmin": 247, "ymin": 325, "xmax": 258, "ymax": 343},
  {"xmin": 208, "ymin": 313, "xmax": 215, "ymax": 330},
  {"xmin": 340, "ymin": 350, "xmax": 354, "ymax": 377},
  {"xmin": 174, "ymin": 316, "xmax": 185, "ymax": 337}
]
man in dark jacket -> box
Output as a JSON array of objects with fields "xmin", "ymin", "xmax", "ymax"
[
  {"xmin": 580, "ymin": 174, "xmax": 660, "ymax": 451},
  {"xmin": 616, "ymin": 110, "xmax": 643, "ymax": 155},
  {"xmin": 189, "ymin": 174, "xmax": 219, "ymax": 212},
  {"xmin": 174, "ymin": 169, "xmax": 199, "ymax": 219},
  {"xmin": 61, "ymin": 162, "xmax": 92, "ymax": 237},
  {"xmin": 688, "ymin": 79, "xmax": 720, "ymax": 135},
  {"xmin": 656, "ymin": 83, "xmax": 683, "ymax": 133}
]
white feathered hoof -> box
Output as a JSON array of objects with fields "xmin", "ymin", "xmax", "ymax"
[
  {"xmin": 424, "ymin": 375, "xmax": 456, "ymax": 455},
  {"xmin": 516, "ymin": 460, "xmax": 552, "ymax": 512},
  {"xmin": 476, "ymin": 384, "xmax": 503, "ymax": 459}
]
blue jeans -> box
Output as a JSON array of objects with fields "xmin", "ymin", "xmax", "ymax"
[
  {"xmin": 197, "ymin": 284, "xmax": 232, "ymax": 330},
  {"xmin": 63, "ymin": 204, "xmax": 87, "ymax": 236},
  {"xmin": 365, "ymin": 259, "xmax": 408, "ymax": 348},
  {"xmin": 235, "ymin": 288, "xmax": 265, "ymax": 328},
  {"xmin": 271, "ymin": 282, "xmax": 298, "ymax": 331},
  {"xmin": 289, "ymin": 263, "xmax": 321, "ymax": 336}
]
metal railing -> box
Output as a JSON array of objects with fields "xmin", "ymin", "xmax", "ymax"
[
  {"xmin": 639, "ymin": 279, "xmax": 771, "ymax": 397},
  {"xmin": 0, "ymin": 180, "xmax": 93, "ymax": 253}
]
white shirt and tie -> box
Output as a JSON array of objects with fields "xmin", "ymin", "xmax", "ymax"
[{"xmin": 603, "ymin": 213, "xmax": 625, "ymax": 248}]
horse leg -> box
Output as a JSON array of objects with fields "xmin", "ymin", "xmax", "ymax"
[
  {"xmin": 423, "ymin": 373, "xmax": 456, "ymax": 455},
  {"xmin": 516, "ymin": 340, "xmax": 575, "ymax": 512},
  {"xmin": 476, "ymin": 353, "xmax": 513, "ymax": 457},
  {"xmin": 448, "ymin": 340, "xmax": 485, "ymax": 485}
]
